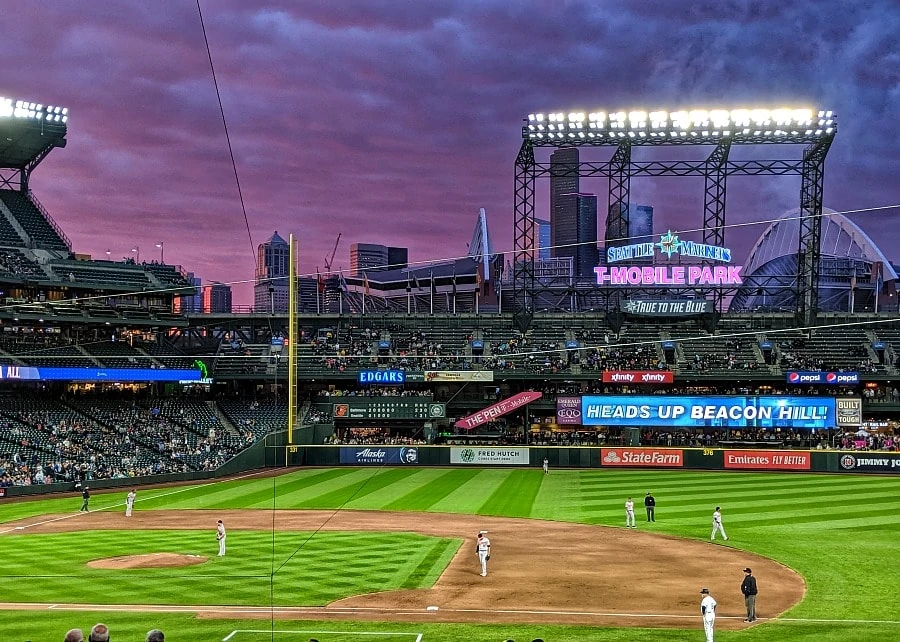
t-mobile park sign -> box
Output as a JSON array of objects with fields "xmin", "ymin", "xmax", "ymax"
[
  {"xmin": 454, "ymin": 391, "xmax": 543, "ymax": 429},
  {"xmin": 595, "ymin": 265, "xmax": 742, "ymax": 287}
]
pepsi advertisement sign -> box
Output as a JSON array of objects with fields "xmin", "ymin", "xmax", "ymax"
[
  {"xmin": 786, "ymin": 371, "xmax": 859, "ymax": 385},
  {"xmin": 339, "ymin": 446, "xmax": 419, "ymax": 465},
  {"xmin": 357, "ymin": 370, "xmax": 406, "ymax": 385},
  {"xmin": 581, "ymin": 395, "xmax": 836, "ymax": 428}
]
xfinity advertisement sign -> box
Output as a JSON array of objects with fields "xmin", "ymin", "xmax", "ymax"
[
  {"xmin": 581, "ymin": 395, "xmax": 836, "ymax": 428},
  {"xmin": 786, "ymin": 371, "xmax": 860, "ymax": 385}
]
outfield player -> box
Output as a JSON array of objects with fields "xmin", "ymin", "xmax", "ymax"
[
  {"xmin": 711, "ymin": 506, "xmax": 728, "ymax": 541},
  {"xmin": 542, "ymin": 457, "xmax": 549, "ymax": 474},
  {"xmin": 125, "ymin": 489, "xmax": 136, "ymax": 517},
  {"xmin": 216, "ymin": 519, "xmax": 226, "ymax": 557},
  {"xmin": 625, "ymin": 496, "xmax": 636, "ymax": 528},
  {"xmin": 700, "ymin": 588, "xmax": 717, "ymax": 642},
  {"xmin": 475, "ymin": 531, "xmax": 491, "ymax": 576}
]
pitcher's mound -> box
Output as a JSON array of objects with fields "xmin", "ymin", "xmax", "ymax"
[{"xmin": 87, "ymin": 553, "xmax": 208, "ymax": 570}]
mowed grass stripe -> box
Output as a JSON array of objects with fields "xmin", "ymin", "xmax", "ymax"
[
  {"xmin": 427, "ymin": 469, "xmax": 513, "ymax": 514},
  {"xmin": 400, "ymin": 537, "xmax": 463, "ymax": 589},
  {"xmin": 479, "ymin": 470, "xmax": 541, "ymax": 517},
  {"xmin": 340, "ymin": 468, "xmax": 442, "ymax": 510},
  {"xmin": 298, "ymin": 468, "xmax": 421, "ymax": 509},
  {"xmin": 530, "ymin": 469, "xmax": 585, "ymax": 521},
  {"xmin": 385, "ymin": 468, "xmax": 482, "ymax": 511}
]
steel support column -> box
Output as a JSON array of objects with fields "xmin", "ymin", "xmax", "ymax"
[
  {"xmin": 795, "ymin": 136, "xmax": 833, "ymax": 325},
  {"xmin": 703, "ymin": 140, "xmax": 731, "ymax": 310},
  {"xmin": 605, "ymin": 142, "xmax": 631, "ymax": 310},
  {"xmin": 513, "ymin": 139, "xmax": 536, "ymax": 330}
]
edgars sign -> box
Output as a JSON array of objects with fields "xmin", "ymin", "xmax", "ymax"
[
  {"xmin": 358, "ymin": 370, "xmax": 406, "ymax": 385},
  {"xmin": 786, "ymin": 371, "xmax": 860, "ymax": 385}
]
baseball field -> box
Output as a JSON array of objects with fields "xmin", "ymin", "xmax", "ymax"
[{"xmin": 0, "ymin": 465, "xmax": 898, "ymax": 641}]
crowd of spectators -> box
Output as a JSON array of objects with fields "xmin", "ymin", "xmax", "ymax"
[{"xmin": 327, "ymin": 427, "xmax": 426, "ymax": 445}]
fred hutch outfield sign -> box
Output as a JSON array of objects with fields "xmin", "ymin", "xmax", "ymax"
[{"xmin": 598, "ymin": 230, "xmax": 743, "ymax": 287}]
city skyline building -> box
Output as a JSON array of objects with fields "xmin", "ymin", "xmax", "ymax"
[
  {"xmin": 549, "ymin": 147, "xmax": 580, "ymax": 260},
  {"xmin": 604, "ymin": 204, "xmax": 654, "ymax": 264},
  {"xmin": 468, "ymin": 208, "xmax": 494, "ymax": 282},
  {"xmin": 350, "ymin": 243, "xmax": 408, "ymax": 276},
  {"xmin": 202, "ymin": 281, "xmax": 232, "ymax": 313},
  {"xmin": 174, "ymin": 271, "xmax": 202, "ymax": 314},
  {"xmin": 254, "ymin": 231, "xmax": 290, "ymax": 313},
  {"xmin": 556, "ymin": 192, "xmax": 599, "ymax": 278},
  {"xmin": 534, "ymin": 218, "xmax": 551, "ymax": 261}
]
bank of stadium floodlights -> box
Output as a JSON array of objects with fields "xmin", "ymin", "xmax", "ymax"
[
  {"xmin": 513, "ymin": 108, "xmax": 836, "ymax": 328},
  {"xmin": 0, "ymin": 96, "xmax": 69, "ymax": 191}
]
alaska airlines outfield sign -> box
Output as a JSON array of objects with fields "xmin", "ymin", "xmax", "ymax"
[{"xmin": 600, "ymin": 231, "xmax": 742, "ymax": 287}]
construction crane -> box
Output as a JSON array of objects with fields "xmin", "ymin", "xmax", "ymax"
[{"xmin": 324, "ymin": 233, "xmax": 342, "ymax": 274}]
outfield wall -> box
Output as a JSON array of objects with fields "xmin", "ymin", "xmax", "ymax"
[{"xmin": 285, "ymin": 445, "xmax": 900, "ymax": 474}]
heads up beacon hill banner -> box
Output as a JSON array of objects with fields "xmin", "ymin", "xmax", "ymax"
[{"xmin": 581, "ymin": 395, "xmax": 836, "ymax": 428}]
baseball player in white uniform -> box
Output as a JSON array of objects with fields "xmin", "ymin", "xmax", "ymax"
[
  {"xmin": 216, "ymin": 519, "xmax": 226, "ymax": 557},
  {"xmin": 625, "ymin": 497, "xmax": 636, "ymax": 528},
  {"xmin": 711, "ymin": 506, "xmax": 728, "ymax": 541},
  {"xmin": 542, "ymin": 457, "xmax": 549, "ymax": 474},
  {"xmin": 700, "ymin": 587, "xmax": 717, "ymax": 642},
  {"xmin": 475, "ymin": 531, "xmax": 491, "ymax": 576},
  {"xmin": 125, "ymin": 489, "xmax": 136, "ymax": 517}
]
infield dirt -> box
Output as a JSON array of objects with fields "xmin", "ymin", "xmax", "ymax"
[{"xmin": 2, "ymin": 508, "xmax": 803, "ymax": 629}]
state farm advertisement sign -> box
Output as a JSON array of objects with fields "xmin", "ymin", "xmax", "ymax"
[
  {"xmin": 556, "ymin": 396, "xmax": 582, "ymax": 425},
  {"xmin": 724, "ymin": 450, "xmax": 811, "ymax": 471},
  {"xmin": 601, "ymin": 448, "xmax": 684, "ymax": 468},
  {"xmin": 602, "ymin": 371, "xmax": 674, "ymax": 384}
]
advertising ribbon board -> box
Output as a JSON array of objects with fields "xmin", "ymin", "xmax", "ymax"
[
  {"xmin": 724, "ymin": 450, "xmax": 811, "ymax": 471},
  {"xmin": 424, "ymin": 371, "xmax": 494, "ymax": 382},
  {"xmin": 450, "ymin": 447, "xmax": 530, "ymax": 465},
  {"xmin": 601, "ymin": 448, "xmax": 684, "ymax": 468},
  {"xmin": 838, "ymin": 453, "xmax": 900, "ymax": 473},
  {"xmin": 556, "ymin": 396, "xmax": 582, "ymax": 425},
  {"xmin": 339, "ymin": 447, "xmax": 419, "ymax": 465},
  {"xmin": 602, "ymin": 371, "xmax": 674, "ymax": 384},
  {"xmin": 786, "ymin": 371, "xmax": 860, "ymax": 385},
  {"xmin": 454, "ymin": 391, "xmax": 543, "ymax": 429},
  {"xmin": 582, "ymin": 395, "xmax": 835, "ymax": 429}
]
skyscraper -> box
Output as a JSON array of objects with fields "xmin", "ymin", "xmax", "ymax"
[
  {"xmin": 174, "ymin": 271, "xmax": 202, "ymax": 313},
  {"xmin": 555, "ymin": 193, "xmax": 599, "ymax": 277},
  {"xmin": 550, "ymin": 147, "xmax": 580, "ymax": 260},
  {"xmin": 350, "ymin": 243, "xmax": 408, "ymax": 276},
  {"xmin": 604, "ymin": 204, "xmax": 654, "ymax": 264},
  {"xmin": 533, "ymin": 218, "xmax": 551, "ymax": 261},
  {"xmin": 254, "ymin": 231, "xmax": 289, "ymax": 313},
  {"xmin": 202, "ymin": 281, "xmax": 232, "ymax": 313}
]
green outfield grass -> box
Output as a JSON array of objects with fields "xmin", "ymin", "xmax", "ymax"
[{"xmin": 1, "ymin": 467, "xmax": 899, "ymax": 641}]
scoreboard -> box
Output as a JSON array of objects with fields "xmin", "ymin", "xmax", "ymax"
[{"xmin": 332, "ymin": 400, "xmax": 446, "ymax": 420}]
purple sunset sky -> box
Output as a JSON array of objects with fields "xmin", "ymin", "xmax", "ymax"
[{"xmin": 4, "ymin": 0, "xmax": 899, "ymax": 305}]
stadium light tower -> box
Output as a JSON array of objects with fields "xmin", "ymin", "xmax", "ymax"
[
  {"xmin": 514, "ymin": 106, "xmax": 836, "ymax": 327},
  {"xmin": 131, "ymin": 246, "xmax": 140, "ymax": 263},
  {"xmin": 0, "ymin": 95, "xmax": 69, "ymax": 191},
  {"xmin": 156, "ymin": 241, "xmax": 165, "ymax": 264}
]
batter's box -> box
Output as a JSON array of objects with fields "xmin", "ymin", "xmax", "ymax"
[{"xmin": 223, "ymin": 629, "xmax": 424, "ymax": 642}]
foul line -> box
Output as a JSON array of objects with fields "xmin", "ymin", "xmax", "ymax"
[
  {"xmin": 223, "ymin": 630, "xmax": 423, "ymax": 642},
  {"xmin": 0, "ymin": 602, "xmax": 896, "ymax": 626},
  {"xmin": 0, "ymin": 471, "xmax": 268, "ymax": 535}
]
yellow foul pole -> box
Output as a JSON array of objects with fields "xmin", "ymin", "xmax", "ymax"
[{"xmin": 287, "ymin": 233, "xmax": 297, "ymax": 445}]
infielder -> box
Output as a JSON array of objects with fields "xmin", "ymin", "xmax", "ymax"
[
  {"xmin": 80, "ymin": 486, "xmax": 90, "ymax": 512},
  {"xmin": 700, "ymin": 587, "xmax": 717, "ymax": 642},
  {"xmin": 125, "ymin": 489, "xmax": 136, "ymax": 517},
  {"xmin": 625, "ymin": 496, "xmax": 636, "ymax": 528},
  {"xmin": 711, "ymin": 506, "xmax": 728, "ymax": 541},
  {"xmin": 475, "ymin": 531, "xmax": 491, "ymax": 577},
  {"xmin": 216, "ymin": 519, "xmax": 226, "ymax": 557}
]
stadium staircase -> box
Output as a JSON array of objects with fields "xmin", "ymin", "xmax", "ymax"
[{"xmin": 0, "ymin": 190, "xmax": 70, "ymax": 251}]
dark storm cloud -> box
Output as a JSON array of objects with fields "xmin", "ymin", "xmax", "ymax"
[{"xmin": 4, "ymin": 0, "xmax": 898, "ymax": 304}]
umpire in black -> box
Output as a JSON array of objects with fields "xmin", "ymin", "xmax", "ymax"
[
  {"xmin": 741, "ymin": 567, "xmax": 758, "ymax": 622},
  {"xmin": 644, "ymin": 492, "xmax": 655, "ymax": 522}
]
